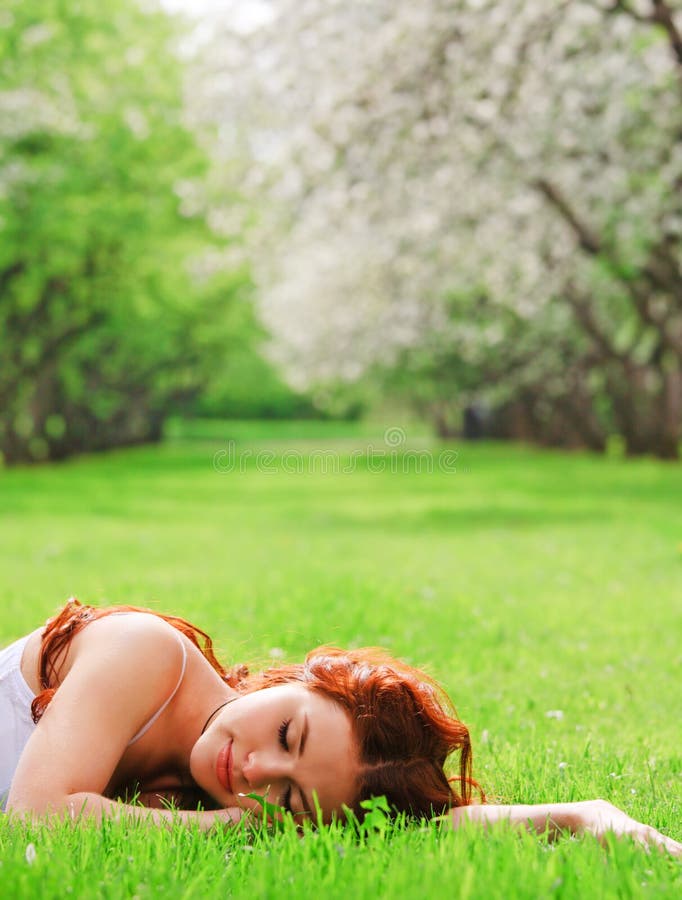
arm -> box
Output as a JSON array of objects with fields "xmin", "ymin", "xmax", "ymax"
[
  {"xmin": 450, "ymin": 800, "xmax": 682, "ymax": 856},
  {"xmin": 6, "ymin": 615, "xmax": 238, "ymax": 829},
  {"xmin": 24, "ymin": 792, "xmax": 243, "ymax": 830},
  {"xmin": 119, "ymin": 775, "xmax": 235, "ymax": 815}
]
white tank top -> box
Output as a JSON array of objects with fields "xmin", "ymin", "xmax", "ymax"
[
  {"xmin": 0, "ymin": 624, "xmax": 187, "ymax": 811},
  {"xmin": 0, "ymin": 634, "xmax": 35, "ymax": 810}
]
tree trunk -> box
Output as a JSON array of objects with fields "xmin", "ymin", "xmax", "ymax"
[{"xmin": 656, "ymin": 365, "xmax": 681, "ymax": 459}]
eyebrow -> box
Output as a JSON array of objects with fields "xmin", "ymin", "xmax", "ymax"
[{"xmin": 297, "ymin": 713, "xmax": 312, "ymax": 816}]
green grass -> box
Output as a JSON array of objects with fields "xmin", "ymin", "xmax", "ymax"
[{"xmin": 1, "ymin": 422, "xmax": 681, "ymax": 897}]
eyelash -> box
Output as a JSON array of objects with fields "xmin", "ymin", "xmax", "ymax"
[
  {"xmin": 278, "ymin": 719, "xmax": 293, "ymax": 813},
  {"xmin": 278, "ymin": 718, "xmax": 291, "ymax": 752}
]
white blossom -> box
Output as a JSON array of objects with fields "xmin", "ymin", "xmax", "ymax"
[{"xmin": 183, "ymin": 0, "xmax": 682, "ymax": 408}]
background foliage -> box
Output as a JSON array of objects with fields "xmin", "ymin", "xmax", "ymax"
[
  {"xmin": 3, "ymin": 1, "xmax": 682, "ymax": 462},
  {"xmin": 0, "ymin": 0, "xmax": 312, "ymax": 464},
  {"xmin": 193, "ymin": 0, "xmax": 682, "ymax": 458}
]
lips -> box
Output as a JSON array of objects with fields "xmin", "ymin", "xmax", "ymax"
[{"xmin": 216, "ymin": 740, "xmax": 233, "ymax": 793}]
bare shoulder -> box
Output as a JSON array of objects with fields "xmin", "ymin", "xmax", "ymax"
[
  {"xmin": 9, "ymin": 613, "xmax": 189, "ymax": 810},
  {"xmin": 57, "ymin": 612, "xmax": 186, "ymax": 689}
]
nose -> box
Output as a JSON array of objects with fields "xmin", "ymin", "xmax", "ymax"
[{"xmin": 242, "ymin": 751, "xmax": 289, "ymax": 791}]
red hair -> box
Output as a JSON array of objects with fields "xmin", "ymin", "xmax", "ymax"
[
  {"xmin": 34, "ymin": 599, "xmax": 481, "ymax": 818},
  {"xmin": 240, "ymin": 647, "xmax": 480, "ymax": 818}
]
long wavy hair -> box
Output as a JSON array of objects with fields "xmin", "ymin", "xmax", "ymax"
[{"xmin": 33, "ymin": 598, "xmax": 481, "ymax": 818}]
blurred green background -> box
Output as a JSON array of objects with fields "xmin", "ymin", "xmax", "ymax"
[{"xmin": 0, "ymin": 0, "xmax": 324, "ymax": 467}]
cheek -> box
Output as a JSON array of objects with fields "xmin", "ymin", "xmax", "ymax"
[
  {"xmin": 231, "ymin": 702, "xmax": 276, "ymax": 738},
  {"xmin": 189, "ymin": 734, "xmax": 214, "ymax": 789}
]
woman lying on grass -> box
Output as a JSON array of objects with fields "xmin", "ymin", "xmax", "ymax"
[{"xmin": 1, "ymin": 598, "xmax": 680, "ymax": 855}]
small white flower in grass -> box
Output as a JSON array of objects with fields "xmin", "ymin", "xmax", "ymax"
[
  {"xmin": 25, "ymin": 843, "xmax": 37, "ymax": 865},
  {"xmin": 558, "ymin": 762, "xmax": 568, "ymax": 770},
  {"xmin": 481, "ymin": 729, "xmax": 490, "ymax": 744},
  {"xmin": 545, "ymin": 710, "xmax": 564, "ymax": 720},
  {"xmin": 268, "ymin": 647, "xmax": 285, "ymax": 659}
]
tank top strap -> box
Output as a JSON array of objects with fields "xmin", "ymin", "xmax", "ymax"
[{"xmin": 127, "ymin": 632, "xmax": 188, "ymax": 746}]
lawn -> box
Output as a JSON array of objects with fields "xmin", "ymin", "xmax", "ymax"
[{"xmin": 1, "ymin": 421, "xmax": 680, "ymax": 898}]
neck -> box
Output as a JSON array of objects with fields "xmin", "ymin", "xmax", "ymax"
[
  {"xmin": 169, "ymin": 675, "xmax": 238, "ymax": 773},
  {"xmin": 201, "ymin": 698, "xmax": 236, "ymax": 734}
]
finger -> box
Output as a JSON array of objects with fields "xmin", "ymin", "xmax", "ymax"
[
  {"xmin": 659, "ymin": 834, "xmax": 682, "ymax": 858},
  {"xmin": 636, "ymin": 826, "xmax": 682, "ymax": 857}
]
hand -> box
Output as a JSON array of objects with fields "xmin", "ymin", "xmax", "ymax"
[
  {"xmin": 578, "ymin": 800, "xmax": 682, "ymax": 857},
  {"xmin": 449, "ymin": 800, "xmax": 681, "ymax": 857}
]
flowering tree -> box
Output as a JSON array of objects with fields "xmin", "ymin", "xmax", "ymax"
[{"xmin": 194, "ymin": 0, "xmax": 682, "ymax": 456}]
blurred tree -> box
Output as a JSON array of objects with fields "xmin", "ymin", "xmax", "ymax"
[
  {"xmin": 383, "ymin": 288, "xmax": 609, "ymax": 450},
  {"xmin": 0, "ymin": 0, "xmax": 253, "ymax": 463},
  {"xmin": 196, "ymin": 0, "xmax": 682, "ymax": 458},
  {"xmin": 188, "ymin": 287, "xmax": 323, "ymax": 420}
]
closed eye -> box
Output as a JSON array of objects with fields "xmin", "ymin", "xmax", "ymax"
[{"xmin": 278, "ymin": 718, "xmax": 291, "ymax": 751}]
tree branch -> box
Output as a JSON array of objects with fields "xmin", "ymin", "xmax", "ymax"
[
  {"xmin": 0, "ymin": 312, "xmax": 106, "ymax": 410},
  {"xmin": 609, "ymin": 1, "xmax": 682, "ymax": 69},
  {"xmin": 651, "ymin": 1, "xmax": 682, "ymax": 68},
  {"xmin": 0, "ymin": 261, "xmax": 26, "ymax": 296},
  {"xmin": 640, "ymin": 233, "xmax": 682, "ymax": 308},
  {"xmin": 563, "ymin": 282, "xmax": 630, "ymax": 365},
  {"xmin": 534, "ymin": 176, "xmax": 682, "ymax": 352},
  {"xmin": 533, "ymin": 177, "xmax": 602, "ymax": 254}
]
